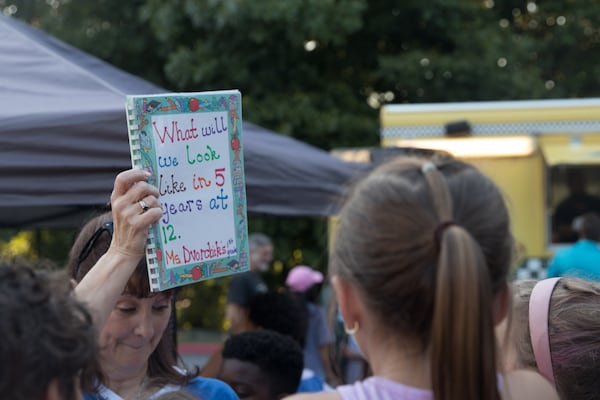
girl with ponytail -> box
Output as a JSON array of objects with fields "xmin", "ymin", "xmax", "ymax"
[{"xmin": 286, "ymin": 156, "xmax": 556, "ymax": 400}]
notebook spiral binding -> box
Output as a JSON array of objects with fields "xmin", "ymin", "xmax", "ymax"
[{"xmin": 126, "ymin": 99, "xmax": 160, "ymax": 291}]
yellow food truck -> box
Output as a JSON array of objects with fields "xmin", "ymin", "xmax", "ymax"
[
  {"xmin": 332, "ymin": 98, "xmax": 600, "ymax": 278},
  {"xmin": 375, "ymin": 97, "xmax": 600, "ymax": 278}
]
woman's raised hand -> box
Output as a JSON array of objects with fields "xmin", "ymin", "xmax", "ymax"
[{"xmin": 108, "ymin": 169, "xmax": 162, "ymax": 261}]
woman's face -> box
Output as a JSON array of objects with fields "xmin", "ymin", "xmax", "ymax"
[{"xmin": 99, "ymin": 293, "xmax": 171, "ymax": 374}]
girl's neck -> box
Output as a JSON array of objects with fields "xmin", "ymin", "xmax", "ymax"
[{"xmin": 359, "ymin": 329, "xmax": 431, "ymax": 389}]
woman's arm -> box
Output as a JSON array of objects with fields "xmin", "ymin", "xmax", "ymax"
[{"xmin": 74, "ymin": 169, "xmax": 162, "ymax": 329}]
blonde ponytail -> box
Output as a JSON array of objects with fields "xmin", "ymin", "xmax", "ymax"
[
  {"xmin": 431, "ymin": 226, "xmax": 499, "ymax": 400},
  {"xmin": 422, "ymin": 162, "xmax": 500, "ymax": 400}
]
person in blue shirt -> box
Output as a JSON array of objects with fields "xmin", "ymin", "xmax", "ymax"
[
  {"xmin": 547, "ymin": 212, "xmax": 600, "ymax": 281},
  {"xmin": 67, "ymin": 169, "xmax": 238, "ymax": 400}
]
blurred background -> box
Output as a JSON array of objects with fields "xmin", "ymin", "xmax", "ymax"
[{"xmin": 0, "ymin": 0, "xmax": 598, "ymax": 335}]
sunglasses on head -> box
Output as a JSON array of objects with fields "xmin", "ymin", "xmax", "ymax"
[{"xmin": 75, "ymin": 221, "xmax": 114, "ymax": 277}]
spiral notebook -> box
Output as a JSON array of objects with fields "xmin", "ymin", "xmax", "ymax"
[{"xmin": 126, "ymin": 90, "xmax": 249, "ymax": 291}]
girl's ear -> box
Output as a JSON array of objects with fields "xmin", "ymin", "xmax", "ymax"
[
  {"xmin": 493, "ymin": 282, "xmax": 510, "ymax": 326},
  {"xmin": 331, "ymin": 275, "xmax": 362, "ymax": 331},
  {"xmin": 331, "ymin": 275, "xmax": 350, "ymax": 325}
]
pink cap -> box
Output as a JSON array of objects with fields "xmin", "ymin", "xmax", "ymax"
[{"xmin": 285, "ymin": 265, "xmax": 324, "ymax": 292}]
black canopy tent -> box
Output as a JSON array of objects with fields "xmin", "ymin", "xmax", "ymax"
[{"xmin": 0, "ymin": 15, "xmax": 369, "ymax": 228}]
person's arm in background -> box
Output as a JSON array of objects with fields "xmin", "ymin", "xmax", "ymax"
[
  {"xmin": 199, "ymin": 343, "xmax": 224, "ymax": 378},
  {"xmin": 225, "ymin": 303, "xmax": 250, "ymax": 336},
  {"xmin": 202, "ymin": 276, "xmax": 251, "ymax": 377},
  {"xmin": 319, "ymin": 345, "xmax": 341, "ymax": 387},
  {"xmin": 74, "ymin": 169, "xmax": 161, "ymax": 330},
  {"xmin": 316, "ymin": 305, "xmax": 341, "ymax": 386}
]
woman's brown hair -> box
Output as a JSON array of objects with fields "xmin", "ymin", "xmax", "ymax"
[
  {"xmin": 331, "ymin": 156, "xmax": 512, "ymax": 400},
  {"xmin": 66, "ymin": 211, "xmax": 196, "ymax": 388}
]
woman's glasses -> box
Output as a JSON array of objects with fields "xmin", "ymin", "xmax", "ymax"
[{"xmin": 75, "ymin": 221, "xmax": 114, "ymax": 276}]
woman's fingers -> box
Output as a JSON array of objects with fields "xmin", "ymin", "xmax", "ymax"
[
  {"xmin": 111, "ymin": 169, "xmax": 152, "ymax": 199},
  {"xmin": 137, "ymin": 195, "xmax": 161, "ymax": 214},
  {"xmin": 124, "ymin": 187, "xmax": 162, "ymax": 226},
  {"xmin": 111, "ymin": 171, "xmax": 159, "ymax": 208},
  {"xmin": 108, "ymin": 169, "xmax": 162, "ymax": 258},
  {"xmin": 111, "ymin": 170, "xmax": 160, "ymax": 217}
]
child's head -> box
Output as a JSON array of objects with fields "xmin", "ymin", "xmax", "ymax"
[
  {"xmin": 331, "ymin": 156, "xmax": 513, "ymax": 400},
  {"xmin": 506, "ymin": 278, "xmax": 600, "ymax": 400},
  {"xmin": 0, "ymin": 261, "xmax": 97, "ymax": 400},
  {"xmin": 219, "ymin": 330, "xmax": 304, "ymax": 400},
  {"xmin": 576, "ymin": 212, "xmax": 600, "ymax": 241}
]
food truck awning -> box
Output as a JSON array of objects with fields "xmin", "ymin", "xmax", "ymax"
[{"xmin": 539, "ymin": 137, "xmax": 600, "ymax": 166}]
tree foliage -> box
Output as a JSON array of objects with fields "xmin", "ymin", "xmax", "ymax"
[
  {"xmin": 4, "ymin": 0, "xmax": 598, "ymax": 328},
  {"xmin": 7, "ymin": 0, "xmax": 598, "ymax": 146}
]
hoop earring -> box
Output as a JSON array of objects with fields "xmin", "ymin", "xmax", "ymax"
[{"xmin": 344, "ymin": 321, "xmax": 359, "ymax": 335}]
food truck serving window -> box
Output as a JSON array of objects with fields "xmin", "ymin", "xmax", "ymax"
[{"xmin": 541, "ymin": 137, "xmax": 600, "ymax": 244}]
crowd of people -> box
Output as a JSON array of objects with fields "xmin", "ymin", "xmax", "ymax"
[{"xmin": 2, "ymin": 156, "xmax": 600, "ymax": 400}]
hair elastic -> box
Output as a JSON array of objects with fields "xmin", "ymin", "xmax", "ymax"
[
  {"xmin": 421, "ymin": 162, "xmax": 436, "ymax": 173},
  {"xmin": 528, "ymin": 277, "xmax": 560, "ymax": 387},
  {"xmin": 433, "ymin": 221, "xmax": 455, "ymax": 251}
]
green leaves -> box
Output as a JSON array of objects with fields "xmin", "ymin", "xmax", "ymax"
[
  {"xmin": 12, "ymin": 0, "xmax": 597, "ymax": 149},
  {"xmin": 6, "ymin": 0, "xmax": 599, "ymax": 331}
]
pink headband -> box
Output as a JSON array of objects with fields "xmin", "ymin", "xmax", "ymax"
[{"xmin": 528, "ymin": 277, "xmax": 560, "ymax": 387}]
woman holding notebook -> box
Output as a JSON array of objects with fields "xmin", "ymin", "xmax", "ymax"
[{"xmin": 68, "ymin": 169, "xmax": 237, "ymax": 400}]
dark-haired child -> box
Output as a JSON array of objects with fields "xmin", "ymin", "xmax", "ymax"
[{"xmin": 219, "ymin": 330, "xmax": 303, "ymax": 400}]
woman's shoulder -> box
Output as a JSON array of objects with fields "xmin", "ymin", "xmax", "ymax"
[
  {"xmin": 501, "ymin": 369, "xmax": 559, "ymax": 400},
  {"xmin": 185, "ymin": 376, "xmax": 239, "ymax": 400}
]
